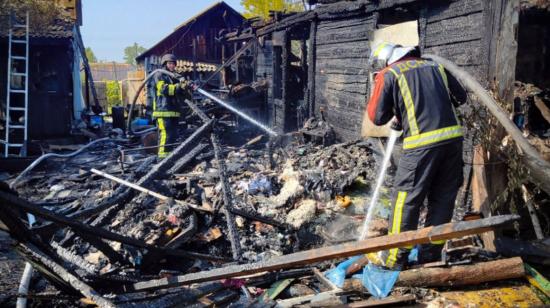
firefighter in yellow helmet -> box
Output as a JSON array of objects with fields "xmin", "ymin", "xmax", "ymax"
[{"xmin": 152, "ymin": 54, "xmax": 191, "ymax": 158}]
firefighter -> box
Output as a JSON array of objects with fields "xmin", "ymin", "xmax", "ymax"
[
  {"xmin": 366, "ymin": 43, "xmax": 467, "ymax": 269},
  {"xmin": 152, "ymin": 54, "xmax": 191, "ymax": 158}
]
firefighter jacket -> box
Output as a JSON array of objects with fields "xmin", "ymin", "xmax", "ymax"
[
  {"xmin": 152, "ymin": 71, "xmax": 188, "ymax": 118},
  {"xmin": 367, "ymin": 57, "xmax": 467, "ymax": 151}
]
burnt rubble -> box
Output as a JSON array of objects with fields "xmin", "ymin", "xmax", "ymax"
[{"xmin": 0, "ymin": 112, "xmax": 547, "ymax": 306}]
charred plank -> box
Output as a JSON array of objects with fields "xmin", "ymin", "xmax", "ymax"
[{"xmin": 131, "ymin": 215, "xmax": 519, "ymax": 291}]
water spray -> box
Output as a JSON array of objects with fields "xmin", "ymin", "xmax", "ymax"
[
  {"xmin": 197, "ymin": 88, "xmax": 278, "ymax": 137},
  {"xmin": 359, "ymin": 120, "xmax": 402, "ymax": 240}
]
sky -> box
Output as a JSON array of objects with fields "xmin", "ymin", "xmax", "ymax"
[{"xmin": 80, "ymin": 0, "xmax": 245, "ymax": 62}]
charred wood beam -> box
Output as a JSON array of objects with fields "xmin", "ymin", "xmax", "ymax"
[
  {"xmin": 395, "ymin": 257, "xmax": 525, "ymax": 287},
  {"xmin": 34, "ymin": 157, "xmax": 157, "ymax": 248},
  {"xmin": 230, "ymin": 207, "xmax": 288, "ymax": 229},
  {"xmin": 211, "ymin": 133, "xmax": 243, "ymax": 261},
  {"xmin": 51, "ymin": 241, "xmax": 98, "ymax": 276},
  {"xmin": 117, "ymin": 282, "xmax": 224, "ymax": 307},
  {"xmin": 16, "ymin": 242, "xmax": 116, "ymax": 308},
  {"xmin": 307, "ymin": 19, "xmax": 317, "ymax": 118},
  {"xmin": 184, "ymin": 98, "xmax": 243, "ymax": 261},
  {"xmin": 281, "ymin": 30, "xmax": 290, "ymax": 132},
  {"xmin": 0, "ymin": 191, "xmax": 227, "ymax": 263},
  {"xmin": 343, "ymin": 257, "xmax": 525, "ymax": 290},
  {"xmin": 89, "ymin": 120, "xmax": 214, "ymax": 227},
  {"xmin": 131, "ymin": 215, "xmax": 519, "ymax": 291},
  {"xmin": 167, "ymin": 143, "xmax": 208, "ymax": 174},
  {"xmin": 71, "ymin": 229, "xmax": 128, "ymax": 265}
]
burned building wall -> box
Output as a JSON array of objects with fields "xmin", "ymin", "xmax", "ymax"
[
  {"xmin": 231, "ymin": 0, "xmax": 517, "ymax": 140},
  {"xmin": 310, "ymin": 0, "xmax": 502, "ymax": 141},
  {"xmin": 419, "ymin": 0, "xmax": 488, "ymax": 82},
  {"xmin": 313, "ymin": 15, "xmax": 375, "ymax": 141},
  {"xmin": 0, "ymin": 38, "xmax": 73, "ymax": 142}
]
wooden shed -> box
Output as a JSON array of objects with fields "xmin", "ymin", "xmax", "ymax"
[{"xmin": 224, "ymin": 0, "xmax": 529, "ymax": 140}]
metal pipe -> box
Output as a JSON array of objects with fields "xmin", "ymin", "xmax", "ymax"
[{"xmin": 10, "ymin": 137, "xmax": 113, "ymax": 188}]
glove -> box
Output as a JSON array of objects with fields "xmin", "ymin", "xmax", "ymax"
[
  {"xmin": 179, "ymin": 80, "xmax": 190, "ymax": 90},
  {"xmin": 390, "ymin": 118, "xmax": 402, "ymax": 131},
  {"xmin": 189, "ymin": 80, "xmax": 200, "ymax": 91}
]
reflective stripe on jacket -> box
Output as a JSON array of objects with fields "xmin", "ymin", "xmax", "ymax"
[
  {"xmin": 152, "ymin": 71, "xmax": 181, "ymax": 118},
  {"xmin": 367, "ymin": 57, "xmax": 467, "ymax": 150}
]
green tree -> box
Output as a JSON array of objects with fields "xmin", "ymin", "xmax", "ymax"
[
  {"xmin": 105, "ymin": 80, "xmax": 122, "ymax": 114},
  {"xmin": 123, "ymin": 43, "xmax": 147, "ymax": 66},
  {"xmin": 85, "ymin": 47, "xmax": 97, "ymax": 63},
  {"xmin": 241, "ymin": 0, "xmax": 304, "ymax": 19}
]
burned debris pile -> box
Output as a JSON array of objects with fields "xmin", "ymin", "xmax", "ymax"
[{"xmin": 0, "ymin": 109, "xmax": 547, "ymax": 307}]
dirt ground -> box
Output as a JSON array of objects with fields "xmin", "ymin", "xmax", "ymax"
[{"xmin": 0, "ymin": 231, "xmax": 25, "ymax": 306}]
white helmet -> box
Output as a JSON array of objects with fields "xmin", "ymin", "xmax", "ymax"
[{"xmin": 370, "ymin": 42, "xmax": 416, "ymax": 69}]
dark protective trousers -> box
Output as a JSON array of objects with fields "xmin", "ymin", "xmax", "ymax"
[
  {"xmin": 156, "ymin": 117, "xmax": 178, "ymax": 158},
  {"xmin": 381, "ymin": 140, "xmax": 463, "ymax": 269}
]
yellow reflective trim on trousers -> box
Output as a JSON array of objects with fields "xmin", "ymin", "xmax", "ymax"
[
  {"xmin": 389, "ymin": 68, "xmax": 419, "ymax": 136},
  {"xmin": 168, "ymin": 84, "xmax": 176, "ymax": 96},
  {"xmin": 156, "ymin": 80, "xmax": 165, "ymax": 97},
  {"xmin": 152, "ymin": 111, "xmax": 180, "ymax": 118},
  {"xmin": 158, "ymin": 118, "xmax": 167, "ymax": 158},
  {"xmin": 431, "ymin": 240, "xmax": 446, "ymax": 245},
  {"xmin": 403, "ymin": 125, "xmax": 463, "ymax": 150},
  {"xmin": 386, "ymin": 191, "xmax": 407, "ymax": 268}
]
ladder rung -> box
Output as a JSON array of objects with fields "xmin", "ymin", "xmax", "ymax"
[
  {"xmin": 9, "ymin": 125, "xmax": 26, "ymax": 129},
  {"xmin": 7, "ymin": 144, "xmax": 24, "ymax": 147},
  {"xmin": 12, "ymin": 39, "xmax": 26, "ymax": 44},
  {"xmin": 13, "ymin": 25, "xmax": 27, "ymax": 28},
  {"xmin": 11, "ymin": 72, "xmax": 27, "ymax": 77},
  {"xmin": 9, "ymin": 107, "xmax": 26, "ymax": 111},
  {"xmin": 11, "ymin": 56, "xmax": 26, "ymax": 60},
  {"xmin": 10, "ymin": 89, "xmax": 26, "ymax": 93}
]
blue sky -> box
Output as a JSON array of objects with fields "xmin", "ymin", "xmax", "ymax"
[{"xmin": 80, "ymin": 0, "xmax": 245, "ymax": 62}]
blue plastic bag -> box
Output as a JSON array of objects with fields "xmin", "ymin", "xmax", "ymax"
[
  {"xmin": 358, "ymin": 263, "xmax": 400, "ymax": 298},
  {"xmin": 325, "ymin": 255, "xmax": 362, "ymax": 288}
]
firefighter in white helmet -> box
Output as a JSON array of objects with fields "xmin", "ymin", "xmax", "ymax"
[{"xmin": 366, "ymin": 42, "xmax": 468, "ymax": 269}]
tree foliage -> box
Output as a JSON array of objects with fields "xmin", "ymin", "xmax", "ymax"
[
  {"xmin": 105, "ymin": 80, "xmax": 122, "ymax": 113},
  {"xmin": 240, "ymin": 0, "xmax": 304, "ymax": 19},
  {"xmin": 123, "ymin": 43, "xmax": 147, "ymax": 66},
  {"xmin": 85, "ymin": 47, "xmax": 97, "ymax": 63}
]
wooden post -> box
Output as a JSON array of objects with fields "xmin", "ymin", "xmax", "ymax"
[
  {"xmin": 193, "ymin": 37, "xmax": 197, "ymax": 80},
  {"xmin": 84, "ymin": 71, "xmax": 90, "ymax": 108},
  {"xmin": 281, "ymin": 30, "xmax": 289, "ymax": 132},
  {"xmin": 234, "ymin": 43, "xmax": 239, "ymax": 83},
  {"xmin": 221, "ymin": 43, "xmax": 226, "ymax": 86},
  {"xmin": 307, "ymin": 19, "xmax": 317, "ymax": 119},
  {"xmin": 471, "ymin": 145, "xmax": 496, "ymax": 251}
]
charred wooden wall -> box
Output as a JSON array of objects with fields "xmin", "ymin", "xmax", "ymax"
[
  {"xmin": 313, "ymin": 15, "xmax": 375, "ymax": 140},
  {"xmin": 255, "ymin": 40, "xmax": 274, "ymax": 125},
  {"xmin": 310, "ymin": 0, "xmax": 501, "ymax": 141},
  {"xmin": 419, "ymin": 0, "xmax": 488, "ymax": 84},
  {"xmin": 246, "ymin": 0, "xmax": 516, "ymax": 140}
]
